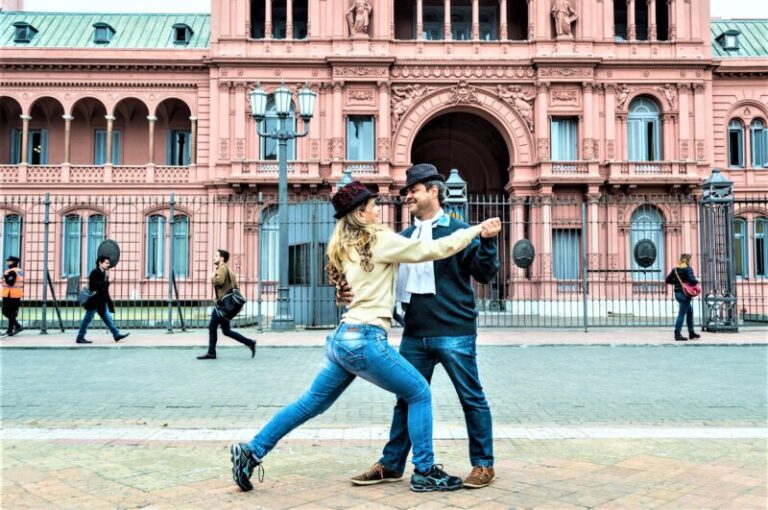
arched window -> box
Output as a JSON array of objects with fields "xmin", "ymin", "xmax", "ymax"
[
  {"xmin": 628, "ymin": 98, "xmax": 662, "ymax": 161},
  {"xmin": 756, "ymin": 218, "xmax": 767, "ymax": 277},
  {"xmin": 260, "ymin": 98, "xmax": 296, "ymax": 161},
  {"xmin": 260, "ymin": 206, "xmax": 279, "ymax": 281},
  {"xmin": 2, "ymin": 214, "xmax": 23, "ymax": 262},
  {"xmin": 734, "ymin": 218, "xmax": 748, "ymax": 277},
  {"xmin": 750, "ymin": 119, "xmax": 767, "ymax": 168},
  {"xmin": 86, "ymin": 214, "xmax": 106, "ymax": 271},
  {"xmin": 630, "ymin": 205, "xmax": 664, "ymax": 282},
  {"xmin": 728, "ymin": 119, "xmax": 745, "ymax": 168},
  {"xmin": 62, "ymin": 214, "xmax": 82, "ymax": 277},
  {"xmin": 146, "ymin": 215, "xmax": 166, "ymax": 278},
  {"xmin": 171, "ymin": 215, "xmax": 189, "ymax": 278}
]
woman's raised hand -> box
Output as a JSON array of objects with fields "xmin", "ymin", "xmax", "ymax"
[{"xmin": 479, "ymin": 217, "xmax": 502, "ymax": 239}]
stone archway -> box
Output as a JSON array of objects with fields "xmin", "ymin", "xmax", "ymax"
[
  {"xmin": 411, "ymin": 112, "xmax": 510, "ymax": 194},
  {"xmin": 392, "ymin": 82, "xmax": 535, "ymax": 188}
]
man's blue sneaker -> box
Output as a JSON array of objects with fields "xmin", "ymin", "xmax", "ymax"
[
  {"xmin": 230, "ymin": 443, "xmax": 263, "ymax": 491},
  {"xmin": 410, "ymin": 464, "xmax": 463, "ymax": 492}
]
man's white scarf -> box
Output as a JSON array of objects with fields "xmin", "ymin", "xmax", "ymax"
[{"xmin": 396, "ymin": 209, "xmax": 446, "ymax": 304}]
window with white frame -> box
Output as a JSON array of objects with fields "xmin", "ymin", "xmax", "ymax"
[
  {"xmin": 550, "ymin": 117, "xmax": 578, "ymax": 161},
  {"xmin": 630, "ymin": 205, "xmax": 664, "ymax": 282},
  {"xmin": 94, "ymin": 130, "xmax": 121, "ymax": 165},
  {"xmin": 2, "ymin": 214, "xmax": 23, "ymax": 262},
  {"xmin": 86, "ymin": 215, "xmax": 105, "ymax": 272},
  {"xmin": 728, "ymin": 119, "xmax": 745, "ymax": 168},
  {"xmin": 750, "ymin": 119, "xmax": 768, "ymax": 168},
  {"xmin": 146, "ymin": 215, "xmax": 166, "ymax": 278},
  {"xmin": 756, "ymin": 218, "xmax": 767, "ymax": 277},
  {"xmin": 552, "ymin": 229, "xmax": 581, "ymax": 282},
  {"xmin": 734, "ymin": 218, "xmax": 748, "ymax": 277},
  {"xmin": 62, "ymin": 214, "xmax": 82, "ymax": 277},
  {"xmin": 628, "ymin": 98, "xmax": 661, "ymax": 161},
  {"xmin": 168, "ymin": 130, "xmax": 191, "ymax": 166},
  {"xmin": 10, "ymin": 128, "xmax": 47, "ymax": 165},
  {"xmin": 260, "ymin": 99, "xmax": 296, "ymax": 160},
  {"xmin": 346, "ymin": 116, "xmax": 375, "ymax": 161},
  {"xmin": 171, "ymin": 215, "xmax": 190, "ymax": 278}
]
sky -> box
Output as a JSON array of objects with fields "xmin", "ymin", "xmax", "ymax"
[{"xmin": 10, "ymin": 0, "xmax": 768, "ymax": 18}]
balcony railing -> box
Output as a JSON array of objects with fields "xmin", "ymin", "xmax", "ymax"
[
  {"xmin": 0, "ymin": 164, "xmax": 192, "ymax": 185},
  {"xmin": 342, "ymin": 162, "xmax": 377, "ymax": 174},
  {"xmin": 607, "ymin": 161, "xmax": 699, "ymax": 182},
  {"xmin": 241, "ymin": 161, "xmax": 309, "ymax": 174},
  {"xmin": 538, "ymin": 161, "xmax": 598, "ymax": 180}
]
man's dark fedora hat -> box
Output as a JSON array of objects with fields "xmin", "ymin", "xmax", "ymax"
[
  {"xmin": 399, "ymin": 163, "xmax": 446, "ymax": 196},
  {"xmin": 332, "ymin": 181, "xmax": 377, "ymax": 219}
]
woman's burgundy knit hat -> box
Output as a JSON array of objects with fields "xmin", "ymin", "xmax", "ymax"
[{"xmin": 331, "ymin": 181, "xmax": 377, "ymax": 219}]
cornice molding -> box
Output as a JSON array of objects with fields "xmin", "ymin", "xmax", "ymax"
[
  {"xmin": 0, "ymin": 62, "xmax": 207, "ymax": 72},
  {"xmin": 0, "ymin": 81, "xmax": 198, "ymax": 89}
]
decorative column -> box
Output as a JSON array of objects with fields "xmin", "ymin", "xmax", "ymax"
[
  {"xmin": 331, "ymin": 82, "xmax": 344, "ymax": 162},
  {"xmin": 540, "ymin": 191, "xmax": 553, "ymax": 278},
  {"xmin": 219, "ymin": 82, "xmax": 231, "ymax": 161},
  {"xmin": 147, "ymin": 115, "xmax": 157, "ymax": 165},
  {"xmin": 20, "ymin": 114, "xmax": 31, "ymax": 164},
  {"xmin": 471, "ymin": 0, "xmax": 480, "ymax": 40},
  {"xmin": 528, "ymin": 0, "xmax": 536, "ymax": 40},
  {"xmin": 265, "ymin": 0, "xmax": 273, "ymax": 39},
  {"xmin": 628, "ymin": 0, "xmax": 636, "ymax": 40},
  {"xmin": 648, "ymin": 0, "xmax": 657, "ymax": 40},
  {"xmin": 377, "ymin": 81, "xmax": 390, "ymax": 163},
  {"xmin": 667, "ymin": 0, "xmax": 676, "ymax": 40},
  {"xmin": 105, "ymin": 114, "xmax": 115, "ymax": 165},
  {"xmin": 677, "ymin": 84, "xmax": 690, "ymax": 160},
  {"xmin": 604, "ymin": 0, "xmax": 615, "ymax": 40},
  {"xmin": 662, "ymin": 113, "xmax": 674, "ymax": 160},
  {"xmin": 444, "ymin": 0, "xmax": 452, "ymax": 40},
  {"xmin": 499, "ymin": 0, "xmax": 508, "ymax": 40},
  {"xmin": 286, "ymin": 0, "xmax": 293, "ymax": 39},
  {"xmin": 416, "ymin": 0, "xmax": 424, "ymax": 39},
  {"xmin": 587, "ymin": 189, "xmax": 601, "ymax": 270},
  {"xmin": 617, "ymin": 113, "xmax": 626, "ymax": 162},
  {"xmin": 535, "ymin": 82, "xmax": 549, "ymax": 161},
  {"xmin": 692, "ymin": 83, "xmax": 706, "ymax": 162},
  {"xmin": 234, "ymin": 83, "xmax": 246, "ymax": 160},
  {"xmin": 582, "ymin": 83, "xmax": 595, "ymax": 160},
  {"xmin": 62, "ymin": 114, "xmax": 73, "ymax": 164},
  {"xmin": 189, "ymin": 116, "xmax": 198, "ymax": 164},
  {"xmin": 604, "ymin": 84, "xmax": 616, "ymax": 160}
]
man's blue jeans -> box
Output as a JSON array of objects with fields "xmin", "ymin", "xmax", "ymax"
[
  {"xmin": 248, "ymin": 323, "xmax": 435, "ymax": 472},
  {"xmin": 380, "ymin": 335, "xmax": 493, "ymax": 473},
  {"xmin": 674, "ymin": 291, "xmax": 695, "ymax": 334},
  {"xmin": 77, "ymin": 306, "xmax": 120, "ymax": 339}
]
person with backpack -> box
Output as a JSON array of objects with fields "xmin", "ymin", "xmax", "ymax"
[
  {"xmin": 197, "ymin": 249, "xmax": 256, "ymax": 360},
  {"xmin": 76, "ymin": 255, "xmax": 130, "ymax": 344},
  {"xmin": 665, "ymin": 253, "xmax": 702, "ymax": 342},
  {"xmin": 2, "ymin": 255, "xmax": 24, "ymax": 337}
]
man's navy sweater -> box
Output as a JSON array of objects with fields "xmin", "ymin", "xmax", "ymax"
[{"xmin": 400, "ymin": 216, "xmax": 500, "ymax": 338}]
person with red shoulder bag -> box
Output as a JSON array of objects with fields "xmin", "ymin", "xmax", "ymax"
[{"xmin": 665, "ymin": 253, "xmax": 702, "ymax": 342}]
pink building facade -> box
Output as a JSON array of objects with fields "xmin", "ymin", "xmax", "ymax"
[{"xmin": 0, "ymin": 1, "xmax": 766, "ymax": 327}]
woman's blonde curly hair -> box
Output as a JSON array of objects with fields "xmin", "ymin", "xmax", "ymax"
[{"xmin": 326, "ymin": 198, "xmax": 388, "ymax": 305}]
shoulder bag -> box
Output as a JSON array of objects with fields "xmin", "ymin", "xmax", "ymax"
[
  {"xmin": 215, "ymin": 267, "xmax": 247, "ymax": 321},
  {"xmin": 675, "ymin": 268, "xmax": 702, "ymax": 298}
]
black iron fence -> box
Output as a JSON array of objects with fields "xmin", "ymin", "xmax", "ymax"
[{"xmin": 1, "ymin": 192, "xmax": 766, "ymax": 331}]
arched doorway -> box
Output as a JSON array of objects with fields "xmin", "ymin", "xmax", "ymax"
[{"xmin": 410, "ymin": 111, "xmax": 510, "ymax": 195}]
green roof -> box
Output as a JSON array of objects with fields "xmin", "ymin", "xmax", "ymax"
[
  {"xmin": 711, "ymin": 19, "xmax": 768, "ymax": 57},
  {"xmin": 0, "ymin": 12, "xmax": 210, "ymax": 49}
]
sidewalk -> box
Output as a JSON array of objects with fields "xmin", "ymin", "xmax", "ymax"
[{"xmin": 1, "ymin": 326, "xmax": 765, "ymax": 348}]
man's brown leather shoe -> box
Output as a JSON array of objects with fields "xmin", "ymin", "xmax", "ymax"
[
  {"xmin": 350, "ymin": 462, "xmax": 403, "ymax": 486},
  {"xmin": 463, "ymin": 466, "xmax": 495, "ymax": 488}
]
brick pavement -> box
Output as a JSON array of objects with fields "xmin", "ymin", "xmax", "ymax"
[{"xmin": 2, "ymin": 342, "xmax": 766, "ymax": 508}]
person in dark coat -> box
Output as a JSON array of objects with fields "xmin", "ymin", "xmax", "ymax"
[
  {"xmin": 76, "ymin": 255, "xmax": 129, "ymax": 344},
  {"xmin": 2, "ymin": 255, "xmax": 24, "ymax": 337},
  {"xmin": 665, "ymin": 253, "xmax": 701, "ymax": 342}
]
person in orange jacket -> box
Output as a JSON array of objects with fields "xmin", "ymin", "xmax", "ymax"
[{"xmin": 2, "ymin": 255, "xmax": 24, "ymax": 337}]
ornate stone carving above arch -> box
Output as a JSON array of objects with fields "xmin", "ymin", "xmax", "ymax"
[
  {"xmin": 617, "ymin": 87, "xmax": 675, "ymax": 114},
  {"xmin": 725, "ymin": 99, "xmax": 768, "ymax": 123},
  {"xmin": 391, "ymin": 86, "xmax": 534, "ymax": 166}
]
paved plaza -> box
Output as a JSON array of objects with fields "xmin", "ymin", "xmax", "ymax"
[{"xmin": 1, "ymin": 331, "xmax": 767, "ymax": 508}]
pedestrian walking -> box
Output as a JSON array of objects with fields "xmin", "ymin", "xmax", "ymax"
[
  {"xmin": 665, "ymin": 253, "xmax": 702, "ymax": 342},
  {"xmin": 76, "ymin": 255, "xmax": 130, "ymax": 344},
  {"xmin": 229, "ymin": 180, "xmax": 501, "ymax": 493},
  {"xmin": 197, "ymin": 249, "xmax": 256, "ymax": 360},
  {"xmin": 347, "ymin": 163, "xmax": 501, "ymax": 489},
  {"xmin": 2, "ymin": 255, "xmax": 24, "ymax": 337}
]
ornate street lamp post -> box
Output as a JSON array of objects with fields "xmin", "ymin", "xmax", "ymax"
[{"xmin": 250, "ymin": 82, "xmax": 316, "ymax": 330}]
